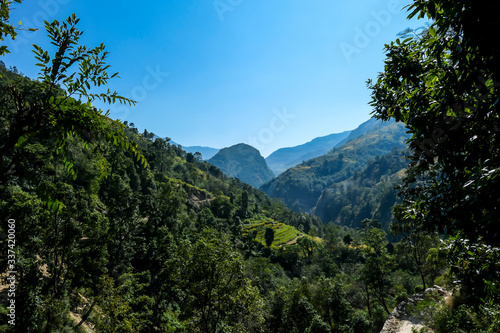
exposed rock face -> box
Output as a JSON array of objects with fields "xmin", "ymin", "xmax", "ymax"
[{"xmin": 380, "ymin": 286, "xmax": 450, "ymax": 333}]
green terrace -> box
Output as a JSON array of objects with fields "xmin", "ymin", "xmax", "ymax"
[{"xmin": 242, "ymin": 217, "xmax": 321, "ymax": 250}]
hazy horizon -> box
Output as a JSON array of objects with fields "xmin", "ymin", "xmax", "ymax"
[{"xmin": 3, "ymin": 0, "xmax": 425, "ymax": 156}]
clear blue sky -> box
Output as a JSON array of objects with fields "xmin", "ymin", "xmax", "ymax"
[{"xmin": 3, "ymin": 0, "xmax": 425, "ymax": 157}]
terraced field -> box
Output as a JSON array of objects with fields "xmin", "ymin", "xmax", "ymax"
[{"xmin": 242, "ymin": 217, "xmax": 320, "ymax": 250}]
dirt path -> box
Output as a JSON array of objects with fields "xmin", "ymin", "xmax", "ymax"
[{"xmin": 380, "ymin": 286, "xmax": 450, "ymax": 333}]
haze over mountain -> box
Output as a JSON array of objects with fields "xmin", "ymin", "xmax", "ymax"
[
  {"xmin": 260, "ymin": 118, "xmax": 410, "ymax": 214},
  {"xmin": 333, "ymin": 117, "xmax": 382, "ymax": 147},
  {"xmin": 182, "ymin": 145, "xmax": 219, "ymax": 160},
  {"xmin": 153, "ymin": 135, "xmax": 220, "ymax": 160},
  {"xmin": 164, "ymin": 117, "xmax": 384, "ymax": 166},
  {"xmin": 208, "ymin": 143, "xmax": 275, "ymax": 188},
  {"xmin": 266, "ymin": 130, "xmax": 352, "ymax": 176}
]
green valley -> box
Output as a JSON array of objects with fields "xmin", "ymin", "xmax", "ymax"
[{"xmin": 1, "ymin": 1, "xmax": 500, "ymax": 332}]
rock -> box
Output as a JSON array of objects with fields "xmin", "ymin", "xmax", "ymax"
[{"xmin": 380, "ymin": 286, "xmax": 450, "ymax": 333}]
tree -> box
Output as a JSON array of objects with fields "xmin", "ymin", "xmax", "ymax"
[
  {"xmin": 343, "ymin": 234, "xmax": 353, "ymax": 246},
  {"xmin": 312, "ymin": 276, "xmax": 353, "ymax": 332},
  {"xmin": 297, "ymin": 236, "xmax": 318, "ymax": 258},
  {"xmin": 186, "ymin": 152, "xmax": 195, "ymax": 163},
  {"xmin": 0, "ymin": 0, "xmax": 32, "ymax": 56},
  {"xmin": 360, "ymin": 227, "xmax": 393, "ymax": 315},
  {"xmin": 391, "ymin": 206, "xmax": 440, "ymax": 290},
  {"xmin": 369, "ymin": 1, "xmax": 500, "ymax": 246},
  {"xmin": 194, "ymin": 151, "xmax": 203, "ymax": 161},
  {"xmin": 197, "ymin": 207, "xmax": 216, "ymax": 230},
  {"xmin": 265, "ymin": 227, "xmax": 275, "ymax": 248},
  {"xmin": 0, "ymin": 14, "xmax": 152, "ymax": 331},
  {"xmin": 165, "ymin": 230, "xmax": 264, "ymax": 332},
  {"xmin": 1, "ymin": 14, "xmax": 146, "ymax": 189},
  {"xmin": 369, "ymin": 1, "xmax": 500, "ymax": 304},
  {"xmin": 238, "ymin": 189, "xmax": 249, "ymax": 219}
]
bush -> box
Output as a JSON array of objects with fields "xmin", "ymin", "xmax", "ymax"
[{"xmin": 415, "ymin": 285, "xmax": 425, "ymax": 293}]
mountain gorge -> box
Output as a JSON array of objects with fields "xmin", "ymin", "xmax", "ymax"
[
  {"xmin": 313, "ymin": 148, "xmax": 407, "ymax": 230},
  {"xmin": 260, "ymin": 119, "xmax": 410, "ymax": 222},
  {"xmin": 174, "ymin": 117, "xmax": 409, "ymax": 232}
]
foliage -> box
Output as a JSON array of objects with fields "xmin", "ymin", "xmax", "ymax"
[
  {"xmin": 242, "ymin": 217, "xmax": 320, "ymax": 251},
  {"xmin": 265, "ymin": 227, "xmax": 275, "ymax": 248},
  {"xmin": 0, "ymin": 0, "xmax": 26, "ymax": 56},
  {"xmin": 314, "ymin": 148, "xmax": 407, "ymax": 231},
  {"xmin": 0, "ymin": 14, "xmax": 145, "ymax": 200},
  {"xmin": 0, "ymin": 6, "xmax": 468, "ymax": 333},
  {"xmin": 431, "ymin": 303, "xmax": 500, "ymax": 333},
  {"xmin": 165, "ymin": 230, "xmax": 265, "ymax": 332},
  {"xmin": 369, "ymin": 0, "xmax": 500, "ymax": 328}
]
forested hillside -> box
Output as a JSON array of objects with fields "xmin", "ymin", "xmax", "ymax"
[
  {"xmin": 314, "ymin": 149, "xmax": 407, "ymax": 231},
  {"xmin": 1, "ymin": 1, "xmax": 500, "ymax": 332},
  {"xmin": 0, "ymin": 50, "xmax": 438, "ymax": 332},
  {"xmin": 261, "ymin": 119, "xmax": 409, "ymax": 213},
  {"xmin": 0, "ymin": 14, "xmax": 450, "ymax": 333}
]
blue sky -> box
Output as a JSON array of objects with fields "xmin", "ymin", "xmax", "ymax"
[{"xmin": 3, "ymin": 0, "xmax": 425, "ymax": 157}]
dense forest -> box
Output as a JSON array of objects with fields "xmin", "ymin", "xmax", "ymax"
[
  {"xmin": 313, "ymin": 148, "xmax": 408, "ymax": 232},
  {"xmin": 1, "ymin": 1, "xmax": 500, "ymax": 332}
]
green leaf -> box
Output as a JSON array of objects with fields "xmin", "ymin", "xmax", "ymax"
[{"xmin": 428, "ymin": 27, "xmax": 437, "ymax": 38}]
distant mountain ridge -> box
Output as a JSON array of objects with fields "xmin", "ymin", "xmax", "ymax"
[
  {"xmin": 333, "ymin": 117, "xmax": 381, "ymax": 147},
  {"xmin": 160, "ymin": 117, "xmax": 380, "ymax": 165},
  {"xmin": 152, "ymin": 135, "xmax": 220, "ymax": 160},
  {"xmin": 208, "ymin": 143, "xmax": 275, "ymax": 188},
  {"xmin": 260, "ymin": 118, "xmax": 410, "ymax": 214},
  {"xmin": 266, "ymin": 130, "xmax": 352, "ymax": 176},
  {"xmin": 182, "ymin": 145, "xmax": 219, "ymax": 160}
]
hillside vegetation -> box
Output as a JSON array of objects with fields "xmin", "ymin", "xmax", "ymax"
[
  {"xmin": 1, "ymin": 1, "xmax": 500, "ymax": 332},
  {"xmin": 0, "ymin": 26, "xmax": 445, "ymax": 333},
  {"xmin": 242, "ymin": 217, "xmax": 321, "ymax": 250},
  {"xmin": 261, "ymin": 119, "xmax": 409, "ymax": 214},
  {"xmin": 314, "ymin": 149, "xmax": 408, "ymax": 231}
]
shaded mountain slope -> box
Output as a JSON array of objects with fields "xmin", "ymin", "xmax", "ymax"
[
  {"xmin": 313, "ymin": 148, "xmax": 407, "ymax": 230},
  {"xmin": 209, "ymin": 143, "xmax": 275, "ymax": 188},
  {"xmin": 260, "ymin": 119, "xmax": 409, "ymax": 213}
]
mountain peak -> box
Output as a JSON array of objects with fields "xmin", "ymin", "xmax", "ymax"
[{"xmin": 209, "ymin": 143, "xmax": 274, "ymax": 188}]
